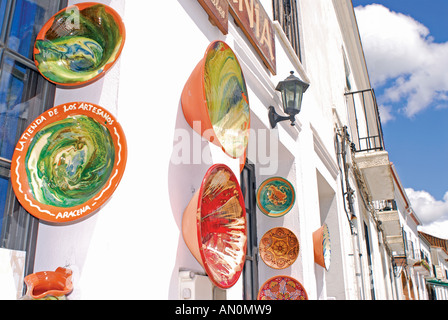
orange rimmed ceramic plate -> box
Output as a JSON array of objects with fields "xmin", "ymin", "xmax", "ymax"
[
  {"xmin": 11, "ymin": 102, "xmax": 127, "ymax": 223},
  {"xmin": 197, "ymin": 164, "xmax": 247, "ymax": 289},
  {"xmin": 182, "ymin": 164, "xmax": 248, "ymax": 289},
  {"xmin": 34, "ymin": 2, "xmax": 126, "ymax": 86},
  {"xmin": 257, "ymin": 276, "xmax": 308, "ymax": 300},
  {"xmin": 259, "ymin": 227, "xmax": 299, "ymax": 269},
  {"xmin": 181, "ymin": 40, "xmax": 250, "ymax": 160}
]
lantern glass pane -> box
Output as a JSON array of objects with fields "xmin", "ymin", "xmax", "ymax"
[{"xmin": 282, "ymin": 82, "xmax": 303, "ymax": 115}]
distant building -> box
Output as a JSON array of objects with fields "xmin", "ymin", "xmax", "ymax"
[{"xmin": 420, "ymin": 232, "xmax": 448, "ymax": 300}]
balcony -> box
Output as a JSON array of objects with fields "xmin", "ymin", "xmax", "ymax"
[
  {"xmin": 374, "ymin": 200, "xmax": 405, "ymax": 257},
  {"xmin": 413, "ymin": 259, "xmax": 431, "ymax": 276},
  {"xmin": 346, "ymin": 89, "xmax": 395, "ymax": 201}
]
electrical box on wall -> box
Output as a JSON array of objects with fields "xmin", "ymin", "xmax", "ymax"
[{"xmin": 178, "ymin": 270, "xmax": 226, "ymax": 300}]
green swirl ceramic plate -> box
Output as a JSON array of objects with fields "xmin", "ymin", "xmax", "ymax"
[
  {"xmin": 34, "ymin": 3, "xmax": 125, "ymax": 86},
  {"xmin": 257, "ymin": 177, "xmax": 295, "ymax": 217},
  {"xmin": 11, "ymin": 102, "xmax": 127, "ymax": 223}
]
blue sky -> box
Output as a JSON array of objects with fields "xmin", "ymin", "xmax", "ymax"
[{"xmin": 352, "ymin": 0, "xmax": 448, "ymax": 238}]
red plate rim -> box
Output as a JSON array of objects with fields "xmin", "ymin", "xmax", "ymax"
[{"xmin": 196, "ymin": 164, "xmax": 248, "ymax": 289}]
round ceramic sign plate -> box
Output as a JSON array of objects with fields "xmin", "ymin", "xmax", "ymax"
[
  {"xmin": 259, "ymin": 227, "xmax": 299, "ymax": 269},
  {"xmin": 11, "ymin": 102, "xmax": 127, "ymax": 223},
  {"xmin": 256, "ymin": 177, "xmax": 295, "ymax": 217},
  {"xmin": 34, "ymin": 2, "xmax": 126, "ymax": 86},
  {"xmin": 257, "ymin": 275, "xmax": 308, "ymax": 300}
]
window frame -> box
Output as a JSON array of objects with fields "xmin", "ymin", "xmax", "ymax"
[
  {"xmin": 0, "ymin": 0, "xmax": 67, "ymax": 279},
  {"xmin": 240, "ymin": 160, "xmax": 259, "ymax": 300}
]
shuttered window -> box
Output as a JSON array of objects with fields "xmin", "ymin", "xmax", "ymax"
[{"xmin": 273, "ymin": 0, "xmax": 302, "ymax": 60}]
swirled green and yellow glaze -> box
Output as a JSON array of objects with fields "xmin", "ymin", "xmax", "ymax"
[
  {"xmin": 24, "ymin": 115, "xmax": 115, "ymax": 208},
  {"xmin": 34, "ymin": 3, "xmax": 125, "ymax": 85},
  {"xmin": 204, "ymin": 41, "xmax": 250, "ymax": 159}
]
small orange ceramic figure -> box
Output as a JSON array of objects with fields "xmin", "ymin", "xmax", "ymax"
[{"xmin": 24, "ymin": 267, "xmax": 73, "ymax": 300}]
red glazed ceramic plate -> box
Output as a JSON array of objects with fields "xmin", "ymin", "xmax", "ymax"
[
  {"xmin": 197, "ymin": 164, "xmax": 247, "ymax": 289},
  {"xmin": 257, "ymin": 275, "xmax": 308, "ymax": 300},
  {"xmin": 11, "ymin": 102, "xmax": 127, "ymax": 223},
  {"xmin": 259, "ymin": 227, "xmax": 299, "ymax": 269}
]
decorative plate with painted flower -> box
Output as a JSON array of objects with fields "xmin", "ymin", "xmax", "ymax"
[{"xmin": 257, "ymin": 276, "xmax": 308, "ymax": 300}]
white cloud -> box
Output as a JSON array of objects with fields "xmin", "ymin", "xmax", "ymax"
[
  {"xmin": 378, "ymin": 104, "xmax": 395, "ymax": 124},
  {"xmin": 355, "ymin": 4, "xmax": 448, "ymax": 118},
  {"xmin": 406, "ymin": 188, "xmax": 448, "ymax": 239}
]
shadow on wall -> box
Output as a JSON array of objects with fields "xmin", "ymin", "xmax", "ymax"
[
  {"xmin": 167, "ymin": 100, "xmax": 212, "ymax": 299},
  {"xmin": 177, "ymin": 0, "xmax": 224, "ymax": 44}
]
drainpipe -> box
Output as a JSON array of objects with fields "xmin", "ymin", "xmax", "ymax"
[{"xmin": 335, "ymin": 126, "xmax": 365, "ymax": 300}]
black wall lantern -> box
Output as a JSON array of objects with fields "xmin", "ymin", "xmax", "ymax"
[{"xmin": 269, "ymin": 71, "xmax": 310, "ymax": 128}]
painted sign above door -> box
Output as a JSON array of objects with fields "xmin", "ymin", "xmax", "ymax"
[{"xmin": 197, "ymin": 0, "xmax": 276, "ymax": 75}]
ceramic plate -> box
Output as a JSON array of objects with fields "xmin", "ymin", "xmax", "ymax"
[
  {"xmin": 257, "ymin": 276, "xmax": 308, "ymax": 300},
  {"xmin": 198, "ymin": 164, "xmax": 247, "ymax": 289},
  {"xmin": 322, "ymin": 224, "xmax": 331, "ymax": 270},
  {"xmin": 11, "ymin": 102, "xmax": 127, "ymax": 223},
  {"xmin": 259, "ymin": 227, "xmax": 299, "ymax": 269},
  {"xmin": 204, "ymin": 41, "xmax": 250, "ymax": 159},
  {"xmin": 34, "ymin": 2, "xmax": 125, "ymax": 86},
  {"xmin": 182, "ymin": 41, "xmax": 250, "ymax": 160},
  {"xmin": 257, "ymin": 177, "xmax": 295, "ymax": 217}
]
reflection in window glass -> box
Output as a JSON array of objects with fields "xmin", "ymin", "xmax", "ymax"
[
  {"xmin": 0, "ymin": 0, "xmax": 64, "ymax": 277},
  {"xmin": 0, "ymin": 55, "xmax": 37, "ymax": 159},
  {"xmin": 0, "ymin": 0, "xmax": 7, "ymax": 39},
  {"xmin": 0, "ymin": 176, "xmax": 8, "ymax": 233},
  {"xmin": 7, "ymin": 0, "xmax": 61, "ymax": 59}
]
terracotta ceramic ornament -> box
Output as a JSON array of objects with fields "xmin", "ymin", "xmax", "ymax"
[
  {"xmin": 259, "ymin": 227, "xmax": 299, "ymax": 269},
  {"xmin": 257, "ymin": 177, "xmax": 295, "ymax": 217},
  {"xmin": 34, "ymin": 2, "xmax": 126, "ymax": 86},
  {"xmin": 181, "ymin": 40, "xmax": 250, "ymax": 170},
  {"xmin": 11, "ymin": 102, "xmax": 127, "ymax": 224},
  {"xmin": 24, "ymin": 267, "xmax": 73, "ymax": 300},
  {"xmin": 313, "ymin": 223, "xmax": 331, "ymax": 271},
  {"xmin": 182, "ymin": 164, "xmax": 247, "ymax": 289},
  {"xmin": 257, "ymin": 275, "xmax": 308, "ymax": 300}
]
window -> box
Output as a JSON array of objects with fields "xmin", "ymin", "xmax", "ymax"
[
  {"xmin": 240, "ymin": 160, "xmax": 259, "ymax": 300},
  {"xmin": 0, "ymin": 0, "xmax": 67, "ymax": 276},
  {"xmin": 342, "ymin": 48, "xmax": 352, "ymax": 91},
  {"xmin": 364, "ymin": 222, "xmax": 376, "ymax": 300},
  {"xmin": 273, "ymin": 0, "xmax": 301, "ymax": 60}
]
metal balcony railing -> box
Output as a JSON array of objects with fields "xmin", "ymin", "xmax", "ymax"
[
  {"xmin": 345, "ymin": 89, "xmax": 386, "ymax": 153},
  {"xmin": 373, "ymin": 199, "xmax": 397, "ymax": 212}
]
